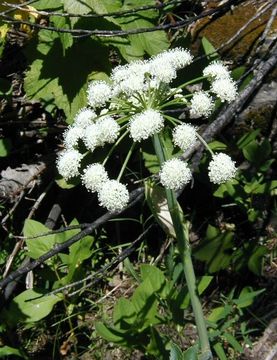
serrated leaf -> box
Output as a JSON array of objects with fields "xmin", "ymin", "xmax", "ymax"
[
  {"xmin": 24, "ymin": 31, "xmax": 110, "ymax": 122},
  {"xmin": 140, "ymin": 264, "xmax": 169, "ymax": 298}
]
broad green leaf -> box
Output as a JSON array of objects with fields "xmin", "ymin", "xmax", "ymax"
[
  {"xmin": 0, "ymin": 138, "xmax": 12, "ymax": 157},
  {"xmin": 201, "ymin": 36, "xmax": 218, "ymax": 60},
  {"xmin": 169, "ymin": 342, "xmax": 183, "ymax": 360},
  {"xmin": 147, "ymin": 327, "xmax": 169, "ymax": 357},
  {"xmin": 194, "ymin": 225, "xmax": 234, "ymax": 273},
  {"xmin": 95, "ymin": 322, "xmax": 130, "ymax": 345},
  {"xmin": 208, "ymin": 305, "xmax": 232, "ymax": 322},
  {"xmin": 52, "ymin": 16, "xmax": 73, "ymax": 54},
  {"xmin": 234, "ymin": 287, "xmax": 264, "ymax": 309},
  {"xmin": 183, "ymin": 345, "xmax": 198, "ymax": 360},
  {"xmin": 113, "ymin": 298, "xmax": 137, "ymax": 329},
  {"xmin": 248, "ymin": 246, "xmax": 267, "ymax": 275},
  {"xmin": 131, "ymin": 278, "xmax": 160, "ymax": 330},
  {"xmin": 24, "ymin": 31, "xmax": 110, "ymax": 122},
  {"xmin": 8, "ymin": 289, "xmax": 62, "ymax": 324},
  {"xmin": 208, "ymin": 141, "xmax": 227, "ymax": 151},
  {"xmin": 24, "ymin": 219, "xmax": 56, "ymax": 259},
  {"xmin": 243, "ymin": 139, "xmax": 271, "ymax": 166},
  {"xmin": 0, "ymin": 346, "xmax": 26, "ymax": 358},
  {"xmin": 140, "ymin": 264, "xmax": 169, "ymax": 297}
]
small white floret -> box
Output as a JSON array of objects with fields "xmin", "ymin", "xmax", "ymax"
[
  {"xmin": 160, "ymin": 48, "xmax": 193, "ymax": 70},
  {"xmin": 148, "ymin": 56, "xmax": 176, "ymax": 84},
  {"xmin": 98, "ymin": 180, "xmax": 129, "ymax": 213},
  {"xmin": 203, "ymin": 61, "xmax": 231, "ymax": 80},
  {"xmin": 73, "ymin": 108, "xmax": 97, "ymax": 128},
  {"xmin": 211, "ymin": 78, "xmax": 238, "ymax": 103},
  {"xmin": 98, "ymin": 116, "xmax": 120, "ymax": 144},
  {"xmin": 83, "ymin": 123, "xmax": 101, "ymax": 152},
  {"xmin": 63, "ymin": 126, "xmax": 84, "ymax": 149},
  {"xmin": 173, "ymin": 124, "xmax": 197, "ymax": 151},
  {"xmin": 56, "ymin": 149, "xmax": 82, "ymax": 180},
  {"xmin": 190, "ymin": 91, "xmax": 214, "ymax": 118},
  {"xmin": 208, "ymin": 153, "xmax": 237, "ymax": 184},
  {"xmin": 82, "ymin": 163, "xmax": 109, "ymax": 193},
  {"xmin": 129, "ymin": 109, "xmax": 164, "ymax": 142},
  {"xmin": 160, "ymin": 158, "xmax": 192, "ymax": 191},
  {"xmin": 87, "ymin": 80, "xmax": 112, "ymax": 108}
]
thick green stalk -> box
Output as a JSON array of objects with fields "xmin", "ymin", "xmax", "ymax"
[{"xmin": 152, "ymin": 134, "xmax": 212, "ymax": 360}]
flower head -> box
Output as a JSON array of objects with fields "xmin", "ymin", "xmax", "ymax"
[
  {"xmin": 56, "ymin": 149, "xmax": 82, "ymax": 180},
  {"xmin": 211, "ymin": 78, "xmax": 237, "ymax": 103},
  {"xmin": 83, "ymin": 123, "xmax": 101, "ymax": 152},
  {"xmin": 190, "ymin": 91, "xmax": 214, "ymax": 118},
  {"xmin": 203, "ymin": 61, "xmax": 231, "ymax": 80},
  {"xmin": 97, "ymin": 116, "xmax": 120, "ymax": 144},
  {"xmin": 63, "ymin": 126, "xmax": 84, "ymax": 149},
  {"xmin": 98, "ymin": 180, "xmax": 129, "ymax": 213},
  {"xmin": 81, "ymin": 163, "xmax": 109, "ymax": 193},
  {"xmin": 129, "ymin": 109, "xmax": 164, "ymax": 142},
  {"xmin": 208, "ymin": 153, "xmax": 237, "ymax": 184},
  {"xmin": 160, "ymin": 158, "xmax": 192, "ymax": 191},
  {"xmin": 161, "ymin": 48, "xmax": 193, "ymax": 70},
  {"xmin": 148, "ymin": 56, "xmax": 176, "ymax": 84},
  {"xmin": 73, "ymin": 108, "xmax": 97, "ymax": 128},
  {"xmin": 173, "ymin": 124, "xmax": 197, "ymax": 151},
  {"xmin": 87, "ymin": 80, "xmax": 112, "ymax": 108}
]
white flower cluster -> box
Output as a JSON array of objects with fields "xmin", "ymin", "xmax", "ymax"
[
  {"xmin": 188, "ymin": 61, "xmax": 237, "ymax": 118},
  {"xmin": 82, "ymin": 163, "xmax": 129, "ymax": 212},
  {"xmin": 57, "ymin": 48, "xmax": 238, "ymax": 211}
]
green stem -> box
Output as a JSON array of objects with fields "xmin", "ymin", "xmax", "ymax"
[
  {"xmin": 117, "ymin": 142, "xmax": 135, "ymax": 181},
  {"xmin": 152, "ymin": 133, "xmax": 212, "ymax": 360},
  {"xmin": 102, "ymin": 128, "xmax": 129, "ymax": 166},
  {"xmin": 195, "ymin": 132, "xmax": 214, "ymax": 156}
]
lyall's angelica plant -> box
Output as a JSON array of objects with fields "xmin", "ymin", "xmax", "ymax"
[{"xmin": 57, "ymin": 48, "xmax": 238, "ymax": 359}]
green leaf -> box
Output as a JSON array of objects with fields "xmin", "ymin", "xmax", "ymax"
[
  {"xmin": 234, "ymin": 287, "xmax": 264, "ymax": 309},
  {"xmin": 237, "ymin": 129, "xmax": 260, "ymax": 149},
  {"xmin": 242, "ymin": 139, "xmax": 271, "ymax": 167},
  {"xmin": 24, "ymin": 31, "xmax": 110, "ymax": 122},
  {"xmin": 113, "ymin": 298, "xmax": 137, "ymax": 329},
  {"xmin": 147, "ymin": 327, "xmax": 168, "ymax": 357},
  {"xmin": 7, "ymin": 289, "xmax": 62, "ymax": 324},
  {"xmin": 140, "ymin": 264, "xmax": 169, "ymax": 297},
  {"xmin": 169, "ymin": 342, "xmax": 183, "ymax": 360},
  {"xmin": 183, "ymin": 345, "xmax": 198, "ymax": 360},
  {"xmin": 208, "ymin": 305, "xmax": 232, "ymax": 322},
  {"xmin": 248, "ymin": 246, "xmax": 267, "ymax": 275},
  {"xmin": 223, "ymin": 333, "xmax": 243, "ymax": 352},
  {"xmin": 0, "ymin": 138, "xmax": 12, "ymax": 157},
  {"xmin": 0, "ymin": 346, "xmax": 26, "ymax": 358},
  {"xmin": 24, "ymin": 219, "xmax": 56, "ymax": 259},
  {"xmin": 194, "ymin": 225, "xmax": 234, "ymax": 273},
  {"xmin": 213, "ymin": 342, "xmax": 227, "ymax": 360},
  {"xmin": 95, "ymin": 322, "xmax": 130, "ymax": 345},
  {"xmin": 201, "ymin": 36, "xmax": 218, "ymax": 60},
  {"xmin": 208, "ymin": 141, "xmax": 227, "ymax": 151}
]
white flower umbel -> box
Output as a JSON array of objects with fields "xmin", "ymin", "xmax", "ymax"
[
  {"xmin": 162, "ymin": 48, "xmax": 193, "ymax": 70},
  {"xmin": 111, "ymin": 60, "xmax": 148, "ymax": 95},
  {"xmin": 203, "ymin": 61, "xmax": 231, "ymax": 80},
  {"xmin": 73, "ymin": 108, "xmax": 97, "ymax": 128},
  {"xmin": 82, "ymin": 163, "xmax": 109, "ymax": 193},
  {"xmin": 160, "ymin": 158, "xmax": 192, "ymax": 191},
  {"xmin": 98, "ymin": 116, "xmax": 120, "ymax": 144},
  {"xmin": 173, "ymin": 124, "xmax": 197, "ymax": 151},
  {"xmin": 149, "ymin": 56, "xmax": 176, "ymax": 84},
  {"xmin": 211, "ymin": 78, "xmax": 238, "ymax": 103},
  {"xmin": 87, "ymin": 80, "xmax": 112, "ymax": 108},
  {"xmin": 208, "ymin": 153, "xmax": 237, "ymax": 184},
  {"xmin": 63, "ymin": 126, "xmax": 84, "ymax": 149},
  {"xmin": 129, "ymin": 109, "xmax": 164, "ymax": 142},
  {"xmin": 189, "ymin": 91, "xmax": 214, "ymax": 118},
  {"xmin": 83, "ymin": 123, "xmax": 101, "ymax": 152},
  {"xmin": 57, "ymin": 149, "xmax": 82, "ymax": 180},
  {"xmin": 98, "ymin": 180, "xmax": 129, "ymax": 213}
]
